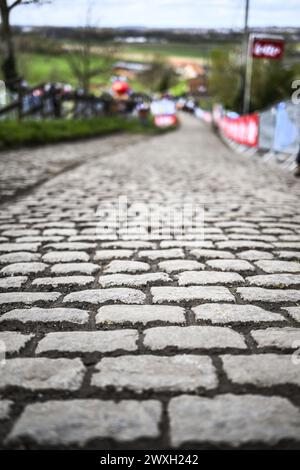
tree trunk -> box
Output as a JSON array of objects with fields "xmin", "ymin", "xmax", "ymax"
[{"xmin": 0, "ymin": 0, "xmax": 19, "ymax": 86}]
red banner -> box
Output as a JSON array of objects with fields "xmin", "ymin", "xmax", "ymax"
[
  {"xmin": 154, "ymin": 114, "xmax": 177, "ymax": 128},
  {"xmin": 219, "ymin": 114, "xmax": 259, "ymax": 147},
  {"xmin": 252, "ymin": 38, "xmax": 285, "ymax": 60}
]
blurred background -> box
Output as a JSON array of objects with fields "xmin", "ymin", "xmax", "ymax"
[{"xmin": 0, "ymin": 0, "xmax": 300, "ymax": 159}]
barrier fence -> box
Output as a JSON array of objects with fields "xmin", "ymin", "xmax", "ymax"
[
  {"xmin": 0, "ymin": 81, "xmax": 147, "ymax": 121},
  {"xmin": 194, "ymin": 99, "xmax": 300, "ymax": 156}
]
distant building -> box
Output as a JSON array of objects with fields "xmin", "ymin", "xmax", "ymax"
[{"xmin": 113, "ymin": 61, "xmax": 151, "ymax": 80}]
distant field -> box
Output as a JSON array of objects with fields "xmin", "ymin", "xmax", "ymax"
[
  {"xmin": 16, "ymin": 52, "xmax": 114, "ymax": 89},
  {"xmin": 119, "ymin": 41, "xmax": 225, "ymax": 60},
  {"xmin": 1, "ymin": 40, "xmax": 233, "ymax": 92}
]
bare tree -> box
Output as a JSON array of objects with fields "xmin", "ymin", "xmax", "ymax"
[
  {"xmin": 66, "ymin": 0, "xmax": 114, "ymax": 94},
  {"xmin": 0, "ymin": 0, "xmax": 49, "ymax": 85}
]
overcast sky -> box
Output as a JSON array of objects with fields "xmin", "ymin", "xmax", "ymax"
[{"xmin": 9, "ymin": 0, "xmax": 300, "ymax": 29}]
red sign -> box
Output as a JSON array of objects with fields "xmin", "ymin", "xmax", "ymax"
[
  {"xmin": 219, "ymin": 114, "xmax": 259, "ymax": 147},
  {"xmin": 252, "ymin": 38, "xmax": 284, "ymax": 60},
  {"xmin": 154, "ymin": 114, "xmax": 177, "ymax": 128}
]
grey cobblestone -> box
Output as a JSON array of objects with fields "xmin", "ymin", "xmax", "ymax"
[
  {"xmin": 0, "ymin": 331, "xmax": 34, "ymax": 353},
  {"xmin": 193, "ymin": 303, "xmax": 284, "ymax": 323},
  {"xmin": 238, "ymin": 250, "xmax": 274, "ymax": 260},
  {"xmin": 246, "ymin": 274, "xmax": 300, "ymax": 287},
  {"xmin": 98, "ymin": 272, "xmax": 171, "ymax": 288},
  {"xmin": 276, "ymin": 251, "xmax": 300, "ymax": 260},
  {"xmin": 1, "ymin": 262, "xmax": 48, "ymax": 276},
  {"xmin": 0, "ymin": 358, "xmax": 85, "ymax": 390},
  {"xmin": 138, "ymin": 249, "xmax": 184, "ymax": 260},
  {"xmin": 96, "ymin": 305, "xmax": 185, "ymax": 325},
  {"xmin": 221, "ymin": 354, "xmax": 300, "ymax": 387},
  {"xmin": 237, "ymin": 287, "xmax": 300, "ymax": 303},
  {"xmin": 144, "ymin": 326, "xmax": 246, "ymax": 350},
  {"xmin": 151, "ymin": 286, "xmax": 235, "ymax": 303},
  {"xmin": 206, "ymin": 259, "xmax": 255, "ymax": 272},
  {"xmin": 94, "ymin": 250, "xmax": 134, "ymax": 260},
  {"xmin": 32, "ymin": 275, "xmax": 94, "ymax": 288},
  {"xmin": 36, "ymin": 330, "xmax": 138, "ymax": 354},
  {"xmin": 92, "ymin": 355, "xmax": 217, "ymax": 392},
  {"xmin": 169, "ymin": 394, "xmax": 300, "ymax": 447},
  {"xmin": 255, "ymin": 260, "xmax": 300, "ymax": 273},
  {"xmin": 104, "ymin": 260, "xmax": 150, "ymax": 273},
  {"xmin": 0, "ymin": 252, "xmax": 41, "ymax": 264},
  {"xmin": 251, "ymin": 327, "xmax": 300, "ymax": 349},
  {"xmin": 283, "ymin": 307, "xmax": 300, "ymax": 322},
  {"xmin": 0, "ymin": 307, "xmax": 89, "ymax": 324},
  {"xmin": 177, "ymin": 271, "xmax": 244, "ymax": 286},
  {"xmin": 0, "ymin": 292, "xmax": 60, "ymax": 305},
  {"xmin": 42, "ymin": 251, "xmax": 90, "ymax": 263},
  {"xmin": 190, "ymin": 249, "xmax": 235, "ymax": 259},
  {"xmin": 63, "ymin": 288, "xmax": 145, "ymax": 305},
  {"xmin": 0, "ymin": 277, "xmax": 28, "ymax": 289},
  {"xmin": 8, "ymin": 400, "xmax": 161, "ymax": 445},
  {"xmin": 158, "ymin": 260, "xmax": 205, "ymax": 273},
  {"xmin": 1, "ymin": 113, "xmax": 300, "ymax": 449},
  {"xmin": 50, "ymin": 263, "xmax": 100, "ymax": 275},
  {"xmin": 0, "ymin": 243, "xmax": 41, "ymax": 253}
]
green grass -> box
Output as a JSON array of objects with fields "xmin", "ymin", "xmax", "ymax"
[
  {"xmin": 0, "ymin": 116, "xmax": 176, "ymax": 150},
  {"xmin": 16, "ymin": 52, "xmax": 114, "ymax": 89}
]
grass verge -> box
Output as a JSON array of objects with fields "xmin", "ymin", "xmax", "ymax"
[{"xmin": 0, "ymin": 116, "xmax": 177, "ymax": 150}]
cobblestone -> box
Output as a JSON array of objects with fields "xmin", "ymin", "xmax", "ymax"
[
  {"xmin": 1, "ymin": 113, "xmax": 300, "ymax": 449},
  {"xmin": 0, "ymin": 307, "xmax": 89, "ymax": 324},
  {"xmin": 94, "ymin": 250, "xmax": 134, "ymax": 260},
  {"xmin": 237, "ymin": 287, "xmax": 300, "ymax": 303},
  {"xmin": 92, "ymin": 355, "xmax": 217, "ymax": 392},
  {"xmin": 49, "ymin": 263, "xmax": 99, "ymax": 275},
  {"xmin": 0, "ymin": 331, "xmax": 34, "ymax": 353},
  {"xmin": 190, "ymin": 249, "xmax": 235, "ymax": 260},
  {"xmin": 104, "ymin": 260, "xmax": 150, "ymax": 273},
  {"xmin": 144, "ymin": 326, "xmax": 246, "ymax": 350},
  {"xmin": 36, "ymin": 330, "xmax": 138, "ymax": 353},
  {"xmin": 0, "ymin": 358, "xmax": 85, "ymax": 390},
  {"xmin": 98, "ymin": 272, "xmax": 171, "ymax": 287},
  {"xmin": 283, "ymin": 307, "xmax": 300, "ymax": 322},
  {"xmin": 221, "ymin": 354, "xmax": 300, "ymax": 387},
  {"xmin": 8, "ymin": 400, "xmax": 161, "ymax": 445},
  {"xmin": 238, "ymin": 250, "xmax": 274, "ymax": 260},
  {"xmin": 151, "ymin": 286, "xmax": 235, "ymax": 303},
  {"xmin": 193, "ymin": 303, "xmax": 284, "ymax": 324},
  {"xmin": 0, "ymin": 252, "xmax": 41, "ymax": 264},
  {"xmin": 158, "ymin": 260, "xmax": 205, "ymax": 273},
  {"xmin": 96, "ymin": 304, "xmax": 185, "ymax": 325},
  {"xmin": 1, "ymin": 262, "xmax": 48, "ymax": 276},
  {"xmin": 63, "ymin": 288, "xmax": 146, "ymax": 305},
  {"xmin": 32, "ymin": 275, "xmax": 94, "ymax": 288},
  {"xmin": 251, "ymin": 327, "xmax": 300, "ymax": 349},
  {"xmin": 169, "ymin": 395, "xmax": 300, "ymax": 447},
  {"xmin": 255, "ymin": 260, "xmax": 300, "ymax": 273},
  {"xmin": 42, "ymin": 251, "xmax": 90, "ymax": 263},
  {"xmin": 177, "ymin": 271, "xmax": 244, "ymax": 285},
  {"xmin": 206, "ymin": 259, "xmax": 254, "ymax": 272},
  {"xmin": 0, "ymin": 277, "xmax": 28, "ymax": 289},
  {"xmin": 246, "ymin": 274, "xmax": 300, "ymax": 287},
  {"xmin": 0, "ymin": 292, "xmax": 60, "ymax": 305},
  {"xmin": 138, "ymin": 249, "xmax": 184, "ymax": 260},
  {"xmin": 0, "ymin": 243, "xmax": 41, "ymax": 253}
]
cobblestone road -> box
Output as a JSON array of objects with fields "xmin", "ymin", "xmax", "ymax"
[{"xmin": 0, "ymin": 113, "xmax": 300, "ymax": 449}]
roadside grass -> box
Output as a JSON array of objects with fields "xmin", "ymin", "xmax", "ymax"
[{"xmin": 0, "ymin": 116, "xmax": 177, "ymax": 150}]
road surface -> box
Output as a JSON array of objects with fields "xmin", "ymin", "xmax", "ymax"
[{"xmin": 0, "ymin": 113, "xmax": 300, "ymax": 449}]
